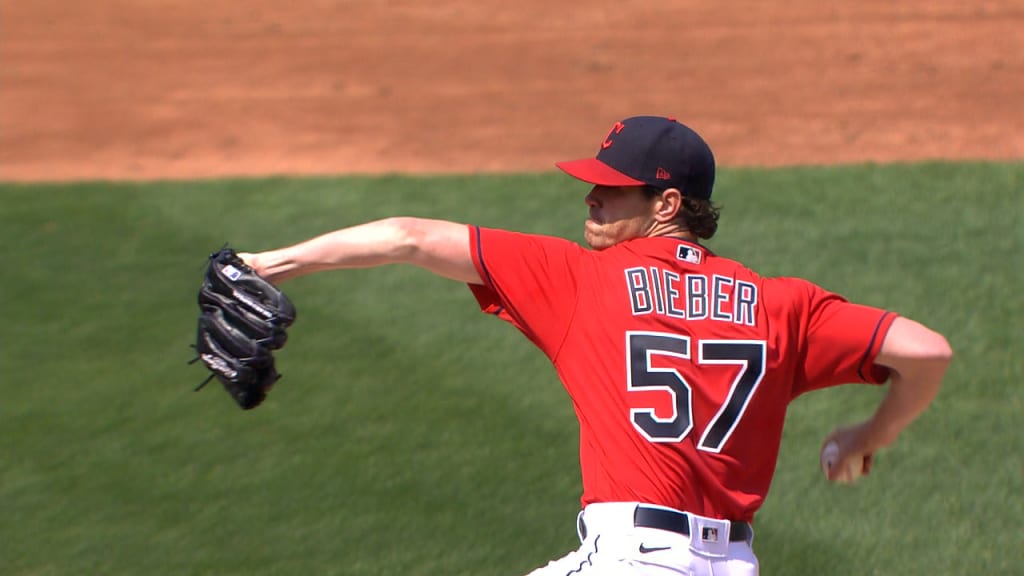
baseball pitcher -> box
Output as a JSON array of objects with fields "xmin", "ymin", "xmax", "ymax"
[{"xmin": 236, "ymin": 116, "xmax": 951, "ymax": 575}]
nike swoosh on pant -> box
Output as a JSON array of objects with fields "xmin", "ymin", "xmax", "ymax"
[{"xmin": 638, "ymin": 544, "xmax": 672, "ymax": 554}]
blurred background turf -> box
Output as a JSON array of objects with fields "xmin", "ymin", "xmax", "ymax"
[{"xmin": 1, "ymin": 162, "xmax": 1020, "ymax": 575}]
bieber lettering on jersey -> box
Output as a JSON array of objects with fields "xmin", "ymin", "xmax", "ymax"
[
  {"xmin": 467, "ymin": 226, "xmax": 896, "ymax": 522},
  {"xmin": 624, "ymin": 266, "xmax": 758, "ymax": 326}
]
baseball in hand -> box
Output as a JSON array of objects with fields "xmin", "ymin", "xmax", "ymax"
[{"xmin": 821, "ymin": 441, "xmax": 861, "ymax": 484}]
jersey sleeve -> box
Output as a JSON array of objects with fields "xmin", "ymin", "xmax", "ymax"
[
  {"xmin": 466, "ymin": 226, "xmax": 584, "ymax": 357},
  {"xmin": 792, "ymin": 280, "xmax": 898, "ymax": 395}
]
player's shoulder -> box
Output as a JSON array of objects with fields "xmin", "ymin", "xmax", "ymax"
[
  {"xmin": 701, "ymin": 252, "xmax": 834, "ymax": 308},
  {"xmin": 475, "ymin": 226, "xmax": 588, "ymax": 253},
  {"xmin": 700, "ymin": 250, "xmax": 817, "ymax": 288}
]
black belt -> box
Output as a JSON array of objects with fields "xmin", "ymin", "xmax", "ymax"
[{"xmin": 633, "ymin": 506, "xmax": 752, "ymax": 542}]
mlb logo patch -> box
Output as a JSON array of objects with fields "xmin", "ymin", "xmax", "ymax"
[
  {"xmin": 676, "ymin": 245, "xmax": 702, "ymax": 264},
  {"xmin": 701, "ymin": 526, "xmax": 719, "ymax": 543},
  {"xmin": 222, "ymin": 264, "xmax": 243, "ymax": 281}
]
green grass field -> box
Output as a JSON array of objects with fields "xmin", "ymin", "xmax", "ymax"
[{"xmin": 1, "ymin": 162, "xmax": 1021, "ymax": 575}]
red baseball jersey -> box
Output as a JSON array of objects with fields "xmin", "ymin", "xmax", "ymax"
[{"xmin": 467, "ymin": 226, "xmax": 897, "ymax": 522}]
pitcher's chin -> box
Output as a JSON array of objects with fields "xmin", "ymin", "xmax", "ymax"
[{"xmin": 583, "ymin": 224, "xmax": 611, "ymax": 250}]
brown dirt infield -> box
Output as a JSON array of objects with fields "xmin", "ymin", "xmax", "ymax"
[{"xmin": 1, "ymin": 0, "xmax": 1022, "ymax": 182}]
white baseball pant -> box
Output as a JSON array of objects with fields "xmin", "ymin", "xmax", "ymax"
[{"xmin": 524, "ymin": 503, "xmax": 758, "ymax": 576}]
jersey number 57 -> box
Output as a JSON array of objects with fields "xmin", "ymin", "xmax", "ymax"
[{"xmin": 627, "ymin": 332, "xmax": 766, "ymax": 451}]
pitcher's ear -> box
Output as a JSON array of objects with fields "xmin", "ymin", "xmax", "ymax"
[{"xmin": 654, "ymin": 188, "xmax": 683, "ymax": 223}]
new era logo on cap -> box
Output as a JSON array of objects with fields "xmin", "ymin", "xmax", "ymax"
[{"xmin": 556, "ymin": 116, "xmax": 716, "ymax": 200}]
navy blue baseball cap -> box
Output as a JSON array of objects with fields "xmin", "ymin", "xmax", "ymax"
[{"xmin": 556, "ymin": 116, "xmax": 716, "ymax": 200}]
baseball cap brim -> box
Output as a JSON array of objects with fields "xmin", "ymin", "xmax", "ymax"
[{"xmin": 555, "ymin": 158, "xmax": 645, "ymax": 187}]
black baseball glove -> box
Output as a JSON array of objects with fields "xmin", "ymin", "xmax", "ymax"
[{"xmin": 190, "ymin": 247, "xmax": 296, "ymax": 409}]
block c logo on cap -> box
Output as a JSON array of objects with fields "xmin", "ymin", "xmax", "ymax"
[{"xmin": 602, "ymin": 121, "xmax": 626, "ymax": 149}]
